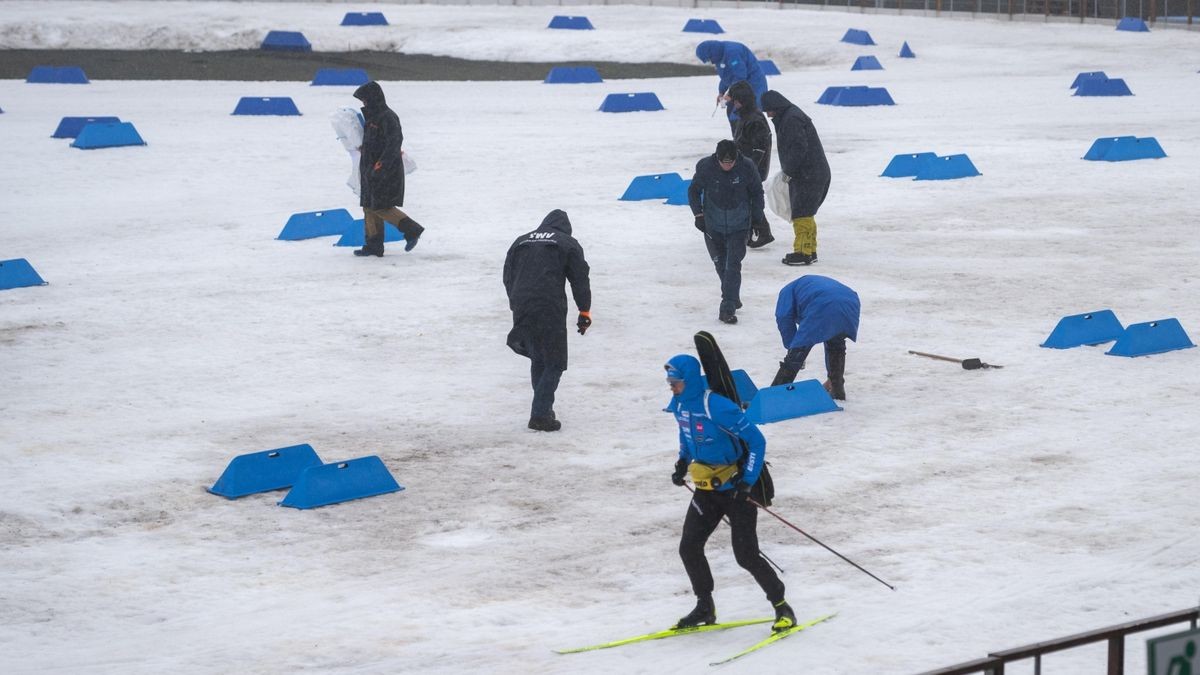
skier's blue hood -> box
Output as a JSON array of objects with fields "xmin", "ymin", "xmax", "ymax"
[
  {"xmin": 695, "ymin": 40, "xmax": 724, "ymax": 65},
  {"xmin": 665, "ymin": 354, "xmax": 705, "ymax": 403}
]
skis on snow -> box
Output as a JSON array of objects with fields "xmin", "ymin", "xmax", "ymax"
[
  {"xmin": 555, "ymin": 613, "xmax": 835, "ymax": 665},
  {"xmin": 554, "ymin": 617, "xmax": 772, "ymax": 654},
  {"xmin": 708, "ymin": 613, "xmax": 836, "ymax": 666}
]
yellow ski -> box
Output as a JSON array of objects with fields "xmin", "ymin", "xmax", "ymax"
[
  {"xmin": 555, "ymin": 618, "xmax": 773, "ymax": 654},
  {"xmin": 709, "ymin": 613, "xmax": 836, "ymax": 666}
]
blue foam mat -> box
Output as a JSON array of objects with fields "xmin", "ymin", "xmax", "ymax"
[
  {"xmin": 233, "ymin": 97, "xmax": 301, "ymax": 116},
  {"xmin": 548, "ymin": 16, "xmax": 594, "ymax": 30},
  {"xmin": 1106, "ymin": 318, "xmax": 1195, "ymax": 357},
  {"xmin": 341, "ymin": 12, "xmax": 388, "ymax": 26},
  {"xmin": 731, "ymin": 369, "xmax": 759, "ymax": 404},
  {"xmin": 1040, "ymin": 309, "xmax": 1125, "ymax": 349},
  {"xmin": 71, "ymin": 122, "xmax": 146, "ymax": 149},
  {"xmin": 683, "ymin": 19, "xmax": 724, "ymax": 33},
  {"xmin": 881, "ymin": 152, "xmax": 937, "ymax": 178},
  {"xmin": 851, "ymin": 55, "xmax": 883, "ymax": 71},
  {"xmin": 0, "ymin": 258, "xmax": 49, "ymax": 290},
  {"xmin": 745, "ymin": 379, "xmax": 842, "ymax": 424},
  {"xmin": 759, "ymin": 59, "xmax": 782, "ymax": 76},
  {"xmin": 27, "ymin": 65, "xmax": 89, "ymax": 84},
  {"xmin": 52, "ymin": 116, "xmax": 120, "ymax": 139},
  {"xmin": 262, "ymin": 30, "xmax": 311, "ymax": 51},
  {"xmin": 620, "ymin": 173, "xmax": 683, "ymax": 200},
  {"xmin": 544, "ymin": 66, "xmax": 602, "ymax": 84},
  {"xmin": 334, "ymin": 221, "xmax": 404, "ymax": 247},
  {"xmin": 312, "ymin": 68, "xmax": 370, "ymax": 86},
  {"xmin": 600, "ymin": 92, "xmax": 664, "ymax": 113},
  {"xmin": 841, "ymin": 29, "xmax": 875, "ymax": 45},
  {"xmin": 279, "ymin": 455, "xmax": 403, "ymax": 509},
  {"xmin": 914, "ymin": 154, "xmax": 980, "ymax": 180},
  {"xmin": 278, "ymin": 208, "xmax": 355, "ymax": 240},
  {"xmin": 208, "ymin": 444, "xmax": 323, "ymax": 499}
]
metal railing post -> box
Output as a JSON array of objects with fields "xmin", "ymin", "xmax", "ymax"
[{"xmin": 1106, "ymin": 635, "xmax": 1124, "ymax": 675}]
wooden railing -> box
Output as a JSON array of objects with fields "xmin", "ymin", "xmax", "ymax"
[{"xmin": 917, "ymin": 608, "xmax": 1200, "ymax": 675}]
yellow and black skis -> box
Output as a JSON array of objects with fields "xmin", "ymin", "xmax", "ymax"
[
  {"xmin": 708, "ymin": 613, "xmax": 837, "ymax": 666},
  {"xmin": 555, "ymin": 617, "xmax": 772, "ymax": 654}
]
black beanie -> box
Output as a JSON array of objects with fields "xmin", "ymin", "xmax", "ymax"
[{"xmin": 716, "ymin": 140, "xmax": 738, "ymax": 162}]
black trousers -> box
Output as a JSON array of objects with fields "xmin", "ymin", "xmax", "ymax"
[
  {"xmin": 679, "ymin": 488, "xmax": 785, "ymax": 603},
  {"xmin": 783, "ymin": 335, "xmax": 848, "ymax": 373},
  {"xmin": 528, "ymin": 342, "xmax": 563, "ymax": 419}
]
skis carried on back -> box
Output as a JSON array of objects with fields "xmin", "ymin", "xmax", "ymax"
[
  {"xmin": 708, "ymin": 613, "xmax": 837, "ymax": 666},
  {"xmin": 694, "ymin": 330, "xmax": 742, "ymax": 407},
  {"xmin": 554, "ymin": 617, "xmax": 773, "ymax": 654}
]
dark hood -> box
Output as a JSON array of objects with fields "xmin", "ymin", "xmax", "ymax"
[
  {"xmin": 695, "ymin": 40, "xmax": 724, "ymax": 65},
  {"xmin": 728, "ymin": 80, "xmax": 759, "ymax": 112},
  {"xmin": 665, "ymin": 354, "xmax": 705, "ymax": 403},
  {"xmin": 353, "ymin": 81, "xmax": 386, "ymax": 108},
  {"xmin": 539, "ymin": 209, "xmax": 572, "ymax": 236},
  {"xmin": 760, "ymin": 90, "xmax": 793, "ymax": 115}
]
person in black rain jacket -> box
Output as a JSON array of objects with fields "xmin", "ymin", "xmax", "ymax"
[
  {"xmin": 352, "ymin": 81, "xmax": 425, "ymax": 257},
  {"xmin": 727, "ymin": 80, "xmax": 775, "ymax": 249},
  {"xmin": 760, "ymin": 90, "xmax": 830, "ymax": 266},
  {"xmin": 502, "ymin": 210, "xmax": 592, "ymax": 432}
]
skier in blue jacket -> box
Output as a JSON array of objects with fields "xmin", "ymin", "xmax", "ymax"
[
  {"xmin": 771, "ymin": 275, "xmax": 861, "ymax": 400},
  {"xmin": 664, "ymin": 354, "xmax": 796, "ymax": 633},
  {"xmin": 695, "ymin": 40, "xmax": 769, "ymax": 130}
]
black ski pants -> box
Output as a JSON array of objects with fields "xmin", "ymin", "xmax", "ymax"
[
  {"xmin": 703, "ymin": 229, "xmax": 749, "ymax": 317},
  {"xmin": 679, "ymin": 488, "xmax": 785, "ymax": 604},
  {"xmin": 784, "ymin": 335, "xmax": 848, "ymax": 374},
  {"xmin": 528, "ymin": 343, "xmax": 563, "ymax": 419}
]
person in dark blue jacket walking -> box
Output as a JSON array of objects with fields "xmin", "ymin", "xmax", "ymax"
[
  {"xmin": 688, "ymin": 140, "xmax": 767, "ymax": 324},
  {"xmin": 771, "ymin": 275, "xmax": 860, "ymax": 400},
  {"xmin": 695, "ymin": 40, "xmax": 769, "ymax": 130},
  {"xmin": 664, "ymin": 354, "xmax": 796, "ymax": 633}
]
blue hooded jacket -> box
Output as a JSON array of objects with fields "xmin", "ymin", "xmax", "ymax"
[
  {"xmin": 695, "ymin": 40, "xmax": 769, "ymax": 106},
  {"xmin": 775, "ymin": 275, "xmax": 861, "ymax": 349},
  {"xmin": 665, "ymin": 354, "xmax": 766, "ymax": 490}
]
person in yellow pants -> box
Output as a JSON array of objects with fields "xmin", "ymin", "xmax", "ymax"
[{"xmin": 761, "ymin": 90, "xmax": 830, "ymax": 266}]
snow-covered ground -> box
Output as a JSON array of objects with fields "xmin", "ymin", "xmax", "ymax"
[{"xmin": 2, "ymin": 3, "xmax": 1199, "ymax": 674}]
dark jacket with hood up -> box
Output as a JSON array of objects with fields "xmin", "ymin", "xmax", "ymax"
[
  {"xmin": 687, "ymin": 152, "xmax": 766, "ymax": 234},
  {"xmin": 728, "ymin": 80, "xmax": 772, "ymax": 181},
  {"xmin": 353, "ymin": 81, "xmax": 405, "ymax": 210},
  {"xmin": 502, "ymin": 210, "xmax": 592, "ymax": 370},
  {"xmin": 760, "ymin": 90, "xmax": 831, "ymax": 219}
]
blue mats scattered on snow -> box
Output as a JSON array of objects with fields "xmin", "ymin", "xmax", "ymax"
[
  {"xmin": 899, "ymin": 41, "xmax": 916, "ymax": 58},
  {"xmin": 664, "ymin": 180, "xmax": 692, "ymax": 206},
  {"xmin": 759, "ymin": 59, "xmax": 782, "ymax": 76},
  {"xmin": 341, "ymin": 11, "xmax": 388, "ymax": 26},
  {"xmin": 620, "ymin": 173, "xmax": 684, "ymax": 200},
  {"xmin": 71, "ymin": 122, "xmax": 146, "ymax": 149},
  {"xmin": 1083, "ymin": 136, "xmax": 1166, "ymax": 161},
  {"xmin": 52, "ymin": 116, "xmax": 120, "ymax": 138},
  {"xmin": 312, "ymin": 68, "xmax": 370, "ymax": 86},
  {"xmin": 548, "ymin": 15, "xmax": 594, "ymax": 30},
  {"xmin": 0, "ymin": 258, "xmax": 48, "ymax": 290},
  {"xmin": 1074, "ymin": 77, "xmax": 1133, "ymax": 96},
  {"xmin": 913, "ymin": 154, "xmax": 980, "ymax": 180},
  {"xmin": 544, "ymin": 66, "xmax": 603, "ymax": 84},
  {"xmin": 683, "ymin": 19, "xmax": 724, "ymax": 33},
  {"xmin": 841, "ymin": 29, "xmax": 875, "ymax": 45},
  {"xmin": 745, "ymin": 379, "xmax": 842, "ymax": 425},
  {"xmin": 233, "ymin": 97, "xmax": 301, "ymax": 116},
  {"xmin": 880, "ymin": 152, "xmax": 938, "ymax": 177},
  {"xmin": 1107, "ymin": 319, "xmax": 1194, "ymax": 357},
  {"xmin": 27, "ymin": 66, "xmax": 89, "ymax": 84},
  {"xmin": 279, "ymin": 455, "xmax": 403, "ymax": 509},
  {"xmin": 851, "ymin": 55, "xmax": 883, "ymax": 71},
  {"xmin": 278, "ymin": 209, "xmax": 356, "ymax": 240},
  {"xmin": 1116, "ymin": 17, "xmax": 1150, "ymax": 31},
  {"xmin": 817, "ymin": 86, "xmax": 894, "ymax": 106},
  {"xmin": 261, "ymin": 30, "xmax": 312, "ymax": 51},
  {"xmin": 600, "ymin": 92, "xmax": 664, "ymax": 113},
  {"xmin": 1070, "ymin": 71, "xmax": 1108, "ymax": 88},
  {"xmin": 1041, "ymin": 309, "xmax": 1125, "ymax": 349},
  {"xmin": 208, "ymin": 444, "xmax": 324, "ymax": 498},
  {"xmin": 335, "ymin": 221, "xmax": 404, "ymax": 247}
]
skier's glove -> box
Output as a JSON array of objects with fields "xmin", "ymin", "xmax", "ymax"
[
  {"xmin": 576, "ymin": 311, "xmax": 592, "ymax": 335},
  {"xmin": 671, "ymin": 459, "xmax": 689, "ymax": 486},
  {"xmin": 693, "ymin": 215, "xmax": 706, "ymax": 233},
  {"xmin": 732, "ymin": 481, "xmax": 753, "ymax": 503}
]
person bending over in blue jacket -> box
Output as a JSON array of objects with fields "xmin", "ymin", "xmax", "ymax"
[
  {"xmin": 664, "ymin": 354, "xmax": 796, "ymax": 633},
  {"xmin": 688, "ymin": 140, "xmax": 767, "ymax": 325},
  {"xmin": 695, "ymin": 40, "xmax": 769, "ymax": 131},
  {"xmin": 771, "ymin": 275, "xmax": 860, "ymax": 400}
]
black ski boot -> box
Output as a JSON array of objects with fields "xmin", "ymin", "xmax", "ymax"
[
  {"xmin": 770, "ymin": 361, "xmax": 802, "ymax": 387},
  {"xmin": 782, "ymin": 252, "xmax": 817, "ymax": 266},
  {"xmin": 354, "ymin": 234, "xmax": 384, "ymax": 257},
  {"xmin": 825, "ymin": 348, "xmax": 847, "ymax": 401},
  {"xmin": 718, "ymin": 313, "xmax": 738, "ymax": 325},
  {"xmin": 673, "ymin": 595, "xmax": 716, "ymax": 630},
  {"xmin": 772, "ymin": 599, "xmax": 796, "ymax": 633},
  {"xmin": 399, "ymin": 217, "xmax": 424, "ymax": 252},
  {"xmin": 528, "ymin": 416, "xmax": 561, "ymax": 432}
]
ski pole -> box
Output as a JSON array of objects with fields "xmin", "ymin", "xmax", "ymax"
[
  {"xmin": 683, "ymin": 483, "xmax": 785, "ymax": 575},
  {"xmin": 748, "ymin": 497, "xmax": 896, "ymax": 591}
]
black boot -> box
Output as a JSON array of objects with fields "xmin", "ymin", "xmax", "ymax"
[
  {"xmin": 354, "ymin": 236, "xmax": 384, "ymax": 257},
  {"xmin": 772, "ymin": 599, "xmax": 796, "ymax": 633},
  {"xmin": 770, "ymin": 361, "xmax": 802, "ymax": 387},
  {"xmin": 782, "ymin": 252, "xmax": 816, "ymax": 266},
  {"xmin": 399, "ymin": 217, "xmax": 424, "ymax": 252},
  {"xmin": 826, "ymin": 349, "xmax": 846, "ymax": 401},
  {"xmin": 673, "ymin": 594, "xmax": 716, "ymax": 629},
  {"xmin": 528, "ymin": 416, "xmax": 561, "ymax": 432}
]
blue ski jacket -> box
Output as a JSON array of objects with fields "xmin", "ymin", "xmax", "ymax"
[
  {"xmin": 775, "ymin": 275, "xmax": 861, "ymax": 349},
  {"xmin": 695, "ymin": 41, "xmax": 769, "ymax": 106},
  {"xmin": 665, "ymin": 354, "xmax": 766, "ymax": 490}
]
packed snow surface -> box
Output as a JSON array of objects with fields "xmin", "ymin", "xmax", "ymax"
[{"xmin": 2, "ymin": 2, "xmax": 1199, "ymax": 674}]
